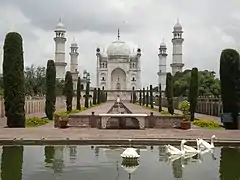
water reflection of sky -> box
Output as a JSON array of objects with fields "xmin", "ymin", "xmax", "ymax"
[{"xmin": 0, "ymin": 145, "xmax": 239, "ymax": 180}]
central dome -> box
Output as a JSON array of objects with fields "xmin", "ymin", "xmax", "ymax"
[{"xmin": 106, "ymin": 40, "xmax": 131, "ymax": 56}]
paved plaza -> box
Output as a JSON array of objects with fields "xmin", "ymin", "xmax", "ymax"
[{"xmin": 0, "ymin": 102, "xmax": 239, "ymax": 143}]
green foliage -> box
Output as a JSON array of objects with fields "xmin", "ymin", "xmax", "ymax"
[
  {"xmin": 56, "ymin": 79, "xmax": 65, "ymax": 96},
  {"xmin": 45, "ymin": 60, "xmax": 56, "ymax": 120},
  {"xmin": 3, "ymin": 32, "xmax": 25, "ymax": 127},
  {"xmin": 193, "ymin": 119, "xmax": 222, "ymax": 129},
  {"xmin": 166, "ymin": 73, "xmax": 174, "ymax": 115},
  {"xmin": 158, "ymin": 84, "xmax": 162, "ymax": 112},
  {"xmin": 76, "ymin": 77, "xmax": 81, "ymax": 110},
  {"xmin": 220, "ymin": 49, "xmax": 240, "ymax": 129},
  {"xmin": 189, "ymin": 67, "xmax": 198, "ymax": 121},
  {"xmin": 93, "ymin": 88, "xmax": 97, "ymax": 105},
  {"xmin": 150, "ymin": 85, "xmax": 154, "ymax": 108},
  {"xmin": 97, "ymin": 88, "xmax": 101, "ymax": 104},
  {"xmin": 146, "ymin": 87, "xmax": 149, "ymax": 107},
  {"xmin": 26, "ymin": 117, "xmax": 50, "ymax": 127},
  {"xmin": 139, "ymin": 89, "xmax": 142, "ymax": 106},
  {"xmin": 178, "ymin": 100, "xmax": 190, "ymax": 120},
  {"xmin": 132, "ymin": 87, "xmax": 136, "ymax": 103},
  {"xmin": 142, "ymin": 88, "xmax": 145, "ymax": 105},
  {"xmin": 85, "ymin": 82, "xmax": 90, "ymax": 108},
  {"xmin": 173, "ymin": 70, "xmax": 220, "ymax": 97},
  {"xmin": 101, "ymin": 87, "xmax": 106, "ymax": 103},
  {"xmin": 64, "ymin": 71, "xmax": 73, "ymax": 112}
]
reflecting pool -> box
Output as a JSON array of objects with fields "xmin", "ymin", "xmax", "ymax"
[{"xmin": 0, "ymin": 145, "xmax": 239, "ymax": 180}]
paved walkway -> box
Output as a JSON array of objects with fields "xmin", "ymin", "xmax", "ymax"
[{"xmin": 75, "ymin": 103, "xmax": 113, "ymax": 115}]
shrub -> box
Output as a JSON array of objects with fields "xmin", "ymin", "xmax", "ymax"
[
  {"xmin": 93, "ymin": 88, "xmax": 97, "ymax": 105},
  {"xmin": 146, "ymin": 87, "xmax": 149, "ymax": 107},
  {"xmin": 178, "ymin": 100, "xmax": 190, "ymax": 120},
  {"xmin": 139, "ymin": 89, "xmax": 142, "ymax": 106},
  {"xmin": 3, "ymin": 32, "xmax": 25, "ymax": 127},
  {"xmin": 76, "ymin": 77, "xmax": 81, "ymax": 110},
  {"xmin": 132, "ymin": 87, "xmax": 136, "ymax": 103},
  {"xmin": 64, "ymin": 71, "xmax": 73, "ymax": 112},
  {"xmin": 193, "ymin": 119, "xmax": 222, "ymax": 129},
  {"xmin": 26, "ymin": 117, "xmax": 50, "ymax": 127},
  {"xmin": 97, "ymin": 88, "xmax": 101, "ymax": 104},
  {"xmin": 189, "ymin": 67, "xmax": 199, "ymax": 121},
  {"xmin": 150, "ymin": 85, "xmax": 154, "ymax": 108},
  {"xmin": 220, "ymin": 49, "xmax": 240, "ymax": 129},
  {"xmin": 142, "ymin": 88, "xmax": 145, "ymax": 105},
  {"xmin": 45, "ymin": 60, "xmax": 56, "ymax": 120}
]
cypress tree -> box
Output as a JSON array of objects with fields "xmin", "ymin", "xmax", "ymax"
[
  {"xmin": 97, "ymin": 88, "xmax": 101, "ymax": 104},
  {"xmin": 139, "ymin": 89, "xmax": 142, "ymax": 106},
  {"xmin": 220, "ymin": 49, "xmax": 240, "ymax": 129},
  {"xmin": 132, "ymin": 87, "xmax": 136, "ymax": 103},
  {"xmin": 189, "ymin": 67, "xmax": 199, "ymax": 121},
  {"xmin": 166, "ymin": 73, "xmax": 174, "ymax": 115},
  {"xmin": 85, "ymin": 82, "xmax": 90, "ymax": 108},
  {"xmin": 143, "ymin": 88, "xmax": 145, "ymax": 106},
  {"xmin": 101, "ymin": 86, "xmax": 105, "ymax": 103},
  {"xmin": 158, "ymin": 84, "xmax": 162, "ymax": 112},
  {"xmin": 64, "ymin": 71, "xmax": 73, "ymax": 112},
  {"xmin": 45, "ymin": 60, "xmax": 56, "ymax": 120},
  {"xmin": 105, "ymin": 92, "xmax": 108, "ymax": 102},
  {"xmin": 146, "ymin": 87, "xmax": 149, "ymax": 107},
  {"xmin": 76, "ymin": 77, "xmax": 81, "ymax": 110},
  {"xmin": 150, "ymin": 85, "xmax": 154, "ymax": 108},
  {"xmin": 3, "ymin": 32, "xmax": 25, "ymax": 127},
  {"xmin": 93, "ymin": 88, "xmax": 97, "ymax": 105}
]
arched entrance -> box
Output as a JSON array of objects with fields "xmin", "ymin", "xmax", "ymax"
[{"xmin": 111, "ymin": 68, "xmax": 126, "ymax": 90}]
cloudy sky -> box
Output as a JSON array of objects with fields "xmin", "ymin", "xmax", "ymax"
[{"xmin": 0, "ymin": 0, "xmax": 239, "ymax": 87}]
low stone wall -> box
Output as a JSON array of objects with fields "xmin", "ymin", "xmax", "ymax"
[{"xmin": 58, "ymin": 113, "xmax": 183, "ymax": 129}]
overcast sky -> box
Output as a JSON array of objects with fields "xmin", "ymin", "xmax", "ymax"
[{"xmin": 0, "ymin": 0, "xmax": 239, "ymax": 87}]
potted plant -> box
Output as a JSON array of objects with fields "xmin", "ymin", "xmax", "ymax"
[
  {"xmin": 54, "ymin": 112, "xmax": 69, "ymax": 128},
  {"xmin": 178, "ymin": 100, "xmax": 191, "ymax": 130}
]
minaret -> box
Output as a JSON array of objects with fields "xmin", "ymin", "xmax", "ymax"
[
  {"xmin": 136, "ymin": 48, "xmax": 142, "ymax": 90},
  {"xmin": 158, "ymin": 40, "xmax": 168, "ymax": 91},
  {"xmin": 96, "ymin": 47, "xmax": 100, "ymax": 88},
  {"xmin": 70, "ymin": 38, "xmax": 79, "ymax": 91},
  {"xmin": 170, "ymin": 19, "xmax": 184, "ymax": 75},
  {"xmin": 54, "ymin": 19, "xmax": 67, "ymax": 79}
]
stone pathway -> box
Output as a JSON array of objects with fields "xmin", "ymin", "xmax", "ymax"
[{"xmin": 75, "ymin": 103, "xmax": 113, "ymax": 115}]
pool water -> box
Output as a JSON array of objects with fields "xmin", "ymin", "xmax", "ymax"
[{"xmin": 0, "ymin": 145, "xmax": 239, "ymax": 180}]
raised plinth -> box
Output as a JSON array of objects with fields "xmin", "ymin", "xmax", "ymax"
[{"xmin": 99, "ymin": 113, "xmax": 147, "ymax": 129}]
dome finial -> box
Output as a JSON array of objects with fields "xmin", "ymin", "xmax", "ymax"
[{"xmin": 117, "ymin": 28, "xmax": 120, "ymax": 40}]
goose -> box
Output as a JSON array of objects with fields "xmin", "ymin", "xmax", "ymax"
[
  {"xmin": 183, "ymin": 139, "xmax": 202, "ymax": 153},
  {"xmin": 165, "ymin": 140, "xmax": 186, "ymax": 155},
  {"xmin": 199, "ymin": 135, "xmax": 216, "ymax": 149}
]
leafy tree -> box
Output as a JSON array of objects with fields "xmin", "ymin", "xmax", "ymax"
[
  {"xmin": 166, "ymin": 73, "xmax": 174, "ymax": 114},
  {"xmin": 146, "ymin": 87, "xmax": 149, "ymax": 107},
  {"xmin": 76, "ymin": 77, "xmax": 81, "ymax": 110},
  {"xmin": 85, "ymin": 82, "xmax": 90, "ymax": 108},
  {"xmin": 158, "ymin": 84, "xmax": 162, "ymax": 112},
  {"xmin": 150, "ymin": 85, "xmax": 154, "ymax": 108},
  {"xmin": 3, "ymin": 32, "xmax": 25, "ymax": 127},
  {"xmin": 189, "ymin": 67, "xmax": 199, "ymax": 121},
  {"xmin": 64, "ymin": 71, "xmax": 73, "ymax": 112},
  {"xmin": 97, "ymin": 88, "xmax": 101, "ymax": 104},
  {"xmin": 105, "ymin": 92, "xmax": 108, "ymax": 102},
  {"xmin": 56, "ymin": 79, "xmax": 65, "ymax": 96},
  {"xmin": 93, "ymin": 88, "xmax": 97, "ymax": 105},
  {"xmin": 101, "ymin": 87, "xmax": 106, "ymax": 103},
  {"xmin": 45, "ymin": 60, "xmax": 56, "ymax": 120},
  {"xmin": 220, "ymin": 49, "xmax": 240, "ymax": 129},
  {"xmin": 132, "ymin": 87, "xmax": 136, "ymax": 103},
  {"xmin": 142, "ymin": 88, "xmax": 145, "ymax": 105}
]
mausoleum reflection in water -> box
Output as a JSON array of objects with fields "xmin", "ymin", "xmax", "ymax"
[{"xmin": 0, "ymin": 145, "xmax": 239, "ymax": 180}]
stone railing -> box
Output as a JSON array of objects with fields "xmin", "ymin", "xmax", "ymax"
[
  {"xmin": 158, "ymin": 97, "xmax": 222, "ymax": 117},
  {"xmin": 0, "ymin": 96, "xmax": 87, "ymax": 118}
]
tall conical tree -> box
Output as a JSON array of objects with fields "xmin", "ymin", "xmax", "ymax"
[
  {"xmin": 85, "ymin": 82, "xmax": 90, "ymax": 108},
  {"xmin": 64, "ymin": 71, "xmax": 73, "ymax": 112},
  {"xmin": 132, "ymin": 87, "xmax": 137, "ymax": 103},
  {"xmin": 158, "ymin": 84, "xmax": 162, "ymax": 112},
  {"xmin": 220, "ymin": 49, "xmax": 240, "ymax": 129},
  {"xmin": 45, "ymin": 60, "xmax": 56, "ymax": 120},
  {"xmin": 97, "ymin": 88, "xmax": 101, "ymax": 104},
  {"xmin": 146, "ymin": 87, "xmax": 149, "ymax": 107},
  {"xmin": 142, "ymin": 88, "xmax": 145, "ymax": 105},
  {"xmin": 189, "ymin": 67, "xmax": 199, "ymax": 121},
  {"xmin": 139, "ymin": 89, "xmax": 142, "ymax": 106},
  {"xmin": 3, "ymin": 32, "xmax": 25, "ymax": 127},
  {"xmin": 166, "ymin": 73, "xmax": 174, "ymax": 115},
  {"xmin": 150, "ymin": 85, "xmax": 154, "ymax": 108},
  {"xmin": 93, "ymin": 88, "xmax": 97, "ymax": 105},
  {"xmin": 76, "ymin": 77, "xmax": 81, "ymax": 110}
]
